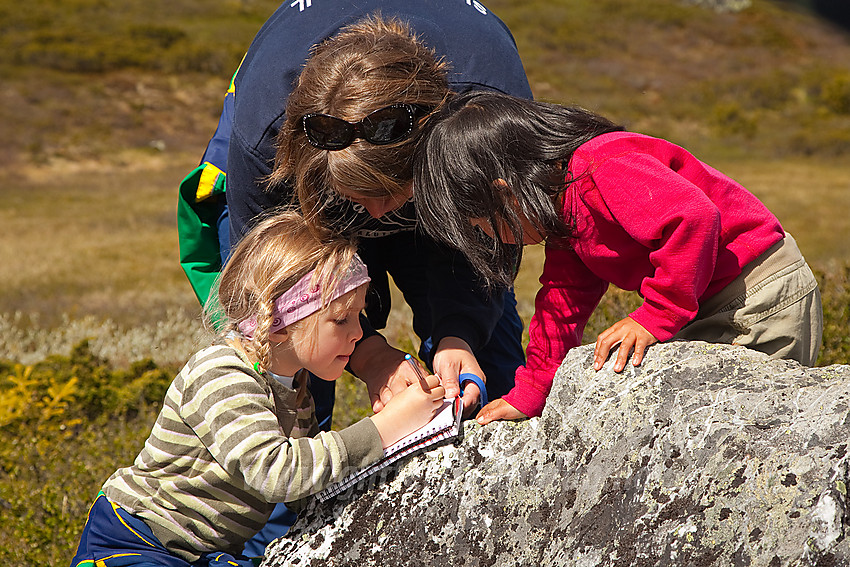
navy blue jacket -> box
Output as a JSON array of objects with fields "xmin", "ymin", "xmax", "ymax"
[{"xmin": 226, "ymin": 0, "xmax": 532, "ymax": 352}]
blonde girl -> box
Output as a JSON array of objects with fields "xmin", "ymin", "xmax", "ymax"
[{"xmin": 70, "ymin": 211, "xmax": 444, "ymax": 567}]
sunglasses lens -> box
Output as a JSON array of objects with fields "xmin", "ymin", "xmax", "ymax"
[
  {"xmin": 361, "ymin": 106, "xmax": 414, "ymax": 145},
  {"xmin": 303, "ymin": 115, "xmax": 354, "ymax": 150}
]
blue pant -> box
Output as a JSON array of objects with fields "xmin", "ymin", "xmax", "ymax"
[
  {"xmin": 221, "ymin": 207, "xmax": 525, "ymax": 556},
  {"xmin": 70, "ymin": 493, "xmax": 258, "ymax": 567}
]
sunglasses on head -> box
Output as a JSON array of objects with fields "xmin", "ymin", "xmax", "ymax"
[{"xmin": 301, "ymin": 103, "xmax": 428, "ymax": 151}]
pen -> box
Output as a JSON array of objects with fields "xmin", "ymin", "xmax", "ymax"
[{"xmin": 404, "ymin": 354, "xmax": 430, "ymax": 389}]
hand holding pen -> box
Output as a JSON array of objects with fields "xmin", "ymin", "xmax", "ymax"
[
  {"xmin": 404, "ymin": 354, "xmax": 436, "ymax": 392},
  {"xmin": 372, "ymin": 354, "xmax": 446, "ymax": 447},
  {"xmin": 404, "ymin": 353, "xmax": 487, "ymax": 412}
]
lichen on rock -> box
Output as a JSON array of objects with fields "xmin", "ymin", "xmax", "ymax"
[{"xmin": 263, "ymin": 341, "xmax": 850, "ymax": 566}]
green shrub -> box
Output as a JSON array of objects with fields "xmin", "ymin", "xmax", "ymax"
[
  {"xmin": 0, "ymin": 342, "xmax": 175, "ymax": 565},
  {"xmin": 710, "ymin": 101, "xmax": 760, "ymax": 138},
  {"xmin": 164, "ymin": 40, "xmax": 246, "ymax": 75},
  {"xmin": 816, "ymin": 262, "xmax": 850, "ymax": 366},
  {"xmin": 819, "ymin": 72, "xmax": 850, "ymax": 115},
  {"xmin": 0, "ymin": 0, "xmax": 278, "ymax": 74},
  {"xmin": 2, "ymin": 256, "xmax": 849, "ymax": 565},
  {"xmin": 785, "ymin": 120, "xmax": 850, "ymax": 157},
  {"xmin": 333, "ymin": 372, "xmax": 374, "ymax": 429},
  {"xmin": 128, "ymin": 24, "xmax": 187, "ymax": 50}
]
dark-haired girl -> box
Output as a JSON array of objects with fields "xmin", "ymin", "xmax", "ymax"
[{"xmin": 413, "ymin": 91, "xmax": 823, "ymax": 424}]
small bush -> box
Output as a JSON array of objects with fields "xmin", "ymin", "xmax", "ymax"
[
  {"xmin": 164, "ymin": 40, "xmax": 246, "ymax": 75},
  {"xmin": 819, "ymin": 72, "xmax": 850, "ymax": 115},
  {"xmin": 816, "ymin": 262, "xmax": 850, "ymax": 366},
  {"xmin": 128, "ymin": 24, "xmax": 187, "ymax": 50},
  {"xmin": 2, "ymin": 255, "xmax": 848, "ymax": 565},
  {"xmin": 710, "ymin": 101, "xmax": 760, "ymax": 138},
  {"xmin": 0, "ymin": 342, "xmax": 176, "ymax": 565},
  {"xmin": 785, "ymin": 121, "xmax": 850, "ymax": 157}
]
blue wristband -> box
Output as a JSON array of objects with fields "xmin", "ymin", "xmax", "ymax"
[{"xmin": 459, "ymin": 373, "xmax": 488, "ymax": 407}]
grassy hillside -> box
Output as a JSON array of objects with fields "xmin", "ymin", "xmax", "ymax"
[
  {"xmin": 2, "ymin": 0, "xmax": 850, "ymax": 167},
  {"xmin": 0, "ymin": 0, "xmax": 848, "ymax": 331},
  {"xmin": 3, "ymin": 0, "xmax": 847, "ymax": 348},
  {"xmin": 1, "ymin": 1, "xmax": 850, "ymax": 564}
]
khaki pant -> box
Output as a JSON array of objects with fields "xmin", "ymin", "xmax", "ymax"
[{"xmin": 674, "ymin": 233, "xmax": 823, "ymax": 366}]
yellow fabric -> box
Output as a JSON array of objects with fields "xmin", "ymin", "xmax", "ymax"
[
  {"xmin": 195, "ymin": 162, "xmax": 225, "ymax": 202},
  {"xmin": 94, "ymin": 555, "xmax": 143, "ymax": 567},
  {"xmin": 109, "ymin": 498, "xmax": 158, "ymax": 548}
]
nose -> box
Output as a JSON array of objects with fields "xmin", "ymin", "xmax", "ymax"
[
  {"xmin": 352, "ymin": 320, "xmax": 364, "ymax": 342},
  {"xmin": 361, "ymin": 197, "xmax": 401, "ymax": 219}
]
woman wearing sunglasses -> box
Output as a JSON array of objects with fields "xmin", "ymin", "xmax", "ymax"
[
  {"xmin": 180, "ymin": 1, "xmax": 533, "ymax": 556},
  {"xmin": 228, "ymin": 5, "xmax": 531, "ymax": 423}
]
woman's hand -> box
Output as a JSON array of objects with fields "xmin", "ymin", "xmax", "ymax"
[
  {"xmin": 349, "ymin": 335, "xmax": 427, "ymax": 412},
  {"xmin": 475, "ymin": 398, "xmax": 527, "ymax": 425},
  {"xmin": 594, "ymin": 317, "xmax": 658, "ymax": 372},
  {"xmin": 432, "ymin": 336, "xmax": 487, "ymax": 417},
  {"xmin": 370, "ymin": 374, "xmax": 446, "ymax": 448}
]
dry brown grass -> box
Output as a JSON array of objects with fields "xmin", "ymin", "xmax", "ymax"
[
  {"xmin": 2, "ymin": 0, "xmax": 849, "ymax": 368},
  {"xmin": 515, "ymin": 154, "xmax": 850, "ymax": 350},
  {"xmin": 0, "ymin": 155, "xmax": 198, "ymax": 326},
  {"xmin": 2, "ymin": 3, "xmax": 850, "ymax": 564},
  {"xmin": 716, "ymin": 157, "xmax": 850, "ymax": 265}
]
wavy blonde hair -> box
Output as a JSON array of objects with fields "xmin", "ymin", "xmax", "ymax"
[
  {"xmin": 206, "ymin": 211, "xmax": 360, "ymax": 396},
  {"xmin": 270, "ymin": 13, "xmax": 449, "ymax": 224}
]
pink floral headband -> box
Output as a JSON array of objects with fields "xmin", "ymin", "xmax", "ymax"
[{"xmin": 238, "ymin": 255, "xmax": 370, "ymax": 339}]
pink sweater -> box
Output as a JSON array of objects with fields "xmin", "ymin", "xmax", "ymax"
[{"xmin": 502, "ymin": 131, "xmax": 783, "ymax": 417}]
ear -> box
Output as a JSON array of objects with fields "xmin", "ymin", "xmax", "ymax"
[
  {"xmin": 493, "ymin": 178, "xmax": 519, "ymax": 207},
  {"xmin": 268, "ymin": 328, "xmax": 290, "ymax": 344}
]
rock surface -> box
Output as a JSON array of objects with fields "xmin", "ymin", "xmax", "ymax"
[{"xmin": 263, "ymin": 342, "xmax": 850, "ymax": 566}]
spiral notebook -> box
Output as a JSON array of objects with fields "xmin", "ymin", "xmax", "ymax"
[{"xmin": 317, "ymin": 396, "xmax": 462, "ymax": 502}]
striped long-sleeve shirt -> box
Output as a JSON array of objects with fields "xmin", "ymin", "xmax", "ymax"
[{"xmin": 102, "ymin": 343, "xmax": 383, "ymax": 561}]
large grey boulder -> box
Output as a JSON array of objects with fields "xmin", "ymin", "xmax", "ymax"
[{"xmin": 263, "ymin": 341, "xmax": 850, "ymax": 566}]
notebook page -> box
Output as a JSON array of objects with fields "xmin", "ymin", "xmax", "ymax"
[{"xmin": 383, "ymin": 397, "xmax": 457, "ymax": 457}]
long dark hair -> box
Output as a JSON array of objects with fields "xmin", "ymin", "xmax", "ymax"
[{"xmin": 413, "ymin": 91, "xmax": 623, "ymax": 289}]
